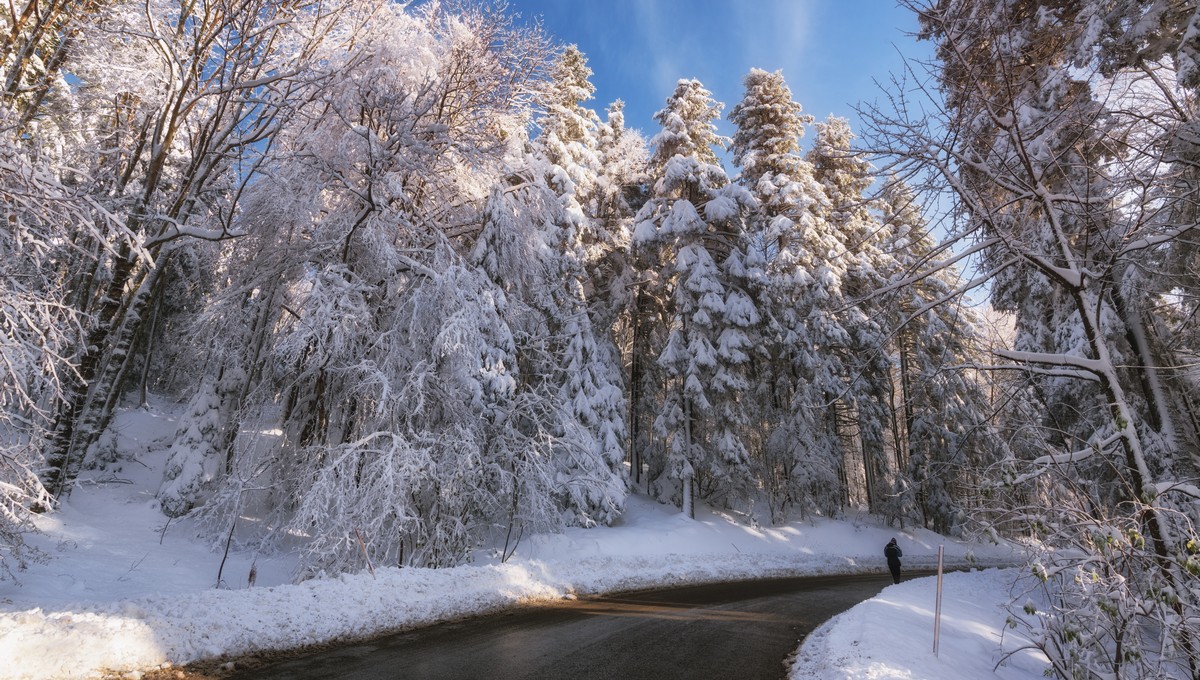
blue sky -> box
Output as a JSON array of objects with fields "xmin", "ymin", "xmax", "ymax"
[{"xmin": 506, "ymin": 0, "xmax": 931, "ymax": 149}]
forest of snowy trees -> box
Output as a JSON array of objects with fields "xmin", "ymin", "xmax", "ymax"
[{"xmin": 1, "ymin": 1, "xmax": 1199, "ymax": 677}]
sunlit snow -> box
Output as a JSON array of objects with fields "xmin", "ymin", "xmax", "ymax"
[{"xmin": 1, "ymin": 401, "xmax": 1045, "ymax": 680}]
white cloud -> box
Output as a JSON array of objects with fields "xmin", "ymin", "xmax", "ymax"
[
  {"xmin": 628, "ymin": 1, "xmax": 689, "ymax": 98},
  {"xmin": 624, "ymin": 0, "xmax": 818, "ymax": 116},
  {"xmin": 730, "ymin": 0, "xmax": 815, "ymax": 74}
]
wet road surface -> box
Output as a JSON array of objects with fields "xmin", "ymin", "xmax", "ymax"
[{"xmin": 228, "ymin": 571, "xmax": 911, "ymax": 680}]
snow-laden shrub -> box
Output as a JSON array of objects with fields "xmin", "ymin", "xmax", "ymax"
[
  {"xmin": 157, "ymin": 380, "xmax": 223, "ymax": 517},
  {"xmin": 1002, "ymin": 494, "xmax": 1200, "ymax": 679}
]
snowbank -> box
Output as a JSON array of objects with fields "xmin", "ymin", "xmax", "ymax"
[
  {"xmin": 0, "ymin": 405, "xmax": 1036, "ymax": 679},
  {"xmin": 791, "ymin": 568, "xmax": 1049, "ymax": 680}
]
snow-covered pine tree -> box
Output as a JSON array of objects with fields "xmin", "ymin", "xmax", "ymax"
[
  {"xmin": 535, "ymin": 44, "xmax": 605, "ymax": 277},
  {"xmin": 651, "ymin": 201, "xmax": 717, "ymax": 519},
  {"xmin": 878, "ymin": 177, "xmax": 1003, "ymax": 533},
  {"xmin": 807, "ymin": 116, "xmax": 896, "ymax": 515},
  {"xmin": 554, "ymin": 289, "xmax": 629, "ymax": 526},
  {"xmin": 737, "ymin": 109, "xmax": 848, "ymax": 520},
  {"xmin": 633, "ymin": 79, "xmax": 755, "ymax": 517},
  {"xmin": 727, "ymin": 67, "xmax": 838, "ymax": 522}
]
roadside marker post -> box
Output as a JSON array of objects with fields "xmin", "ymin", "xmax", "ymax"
[{"xmin": 933, "ymin": 545, "xmax": 944, "ymax": 657}]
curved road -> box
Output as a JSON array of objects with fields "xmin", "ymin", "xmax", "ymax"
[{"xmin": 227, "ymin": 571, "xmax": 913, "ymax": 680}]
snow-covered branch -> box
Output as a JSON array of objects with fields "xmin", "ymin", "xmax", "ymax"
[{"xmin": 992, "ymin": 349, "xmax": 1103, "ymax": 376}]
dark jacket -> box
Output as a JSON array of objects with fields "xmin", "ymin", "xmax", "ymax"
[{"xmin": 885, "ymin": 543, "xmax": 902, "ymax": 563}]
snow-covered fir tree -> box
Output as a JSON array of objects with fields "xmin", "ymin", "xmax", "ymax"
[
  {"xmin": 633, "ymin": 79, "xmax": 756, "ymax": 517},
  {"xmin": 727, "ymin": 67, "xmax": 843, "ymax": 521},
  {"xmin": 807, "ymin": 116, "xmax": 896, "ymax": 515},
  {"xmin": 877, "ymin": 177, "xmax": 1003, "ymax": 533}
]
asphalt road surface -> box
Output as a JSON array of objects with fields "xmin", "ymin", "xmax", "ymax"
[{"xmin": 227, "ymin": 571, "xmax": 911, "ymax": 680}]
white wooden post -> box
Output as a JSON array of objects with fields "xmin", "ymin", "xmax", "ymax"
[{"xmin": 933, "ymin": 544, "xmax": 944, "ymax": 656}]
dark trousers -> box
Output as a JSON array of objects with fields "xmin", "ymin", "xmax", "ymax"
[{"xmin": 888, "ymin": 560, "xmax": 901, "ymax": 584}]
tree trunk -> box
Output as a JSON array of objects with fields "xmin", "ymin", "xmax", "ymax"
[
  {"xmin": 628, "ymin": 287, "xmax": 643, "ymax": 485},
  {"xmin": 1110, "ymin": 273, "xmax": 1175, "ymax": 445},
  {"xmin": 72, "ymin": 252, "xmax": 167, "ymax": 473},
  {"xmin": 861, "ymin": 422, "xmax": 877, "ymax": 512},
  {"xmin": 43, "ymin": 246, "xmax": 138, "ymax": 500},
  {"xmin": 1073, "ymin": 286, "xmax": 1198, "ymax": 678},
  {"xmin": 138, "ymin": 284, "xmax": 163, "ymax": 408},
  {"xmin": 682, "ymin": 391, "xmax": 694, "ymax": 520}
]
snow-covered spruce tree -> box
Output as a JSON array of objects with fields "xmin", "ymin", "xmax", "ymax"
[
  {"xmin": 806, "ymin": 116, "xmax": 897, "ymax": 516},
  {"xmin": 537, "ymin": 45, "xmax": 603, "ymax": 220},
  {"xmin": 867, "ymin": 1, "xmax": 1200, "ymax": 676},
  {"xmin": 593, "ymin": 99, "xmax": 649, "ymax": 484},
  {"xmin": 528, "ymin": 45, "xmax": 630, "ymax": 524},
  {"xmin": 706, "ymin": 209, "xmax": 763, "ymax": 515},
  {"xmin": 592, "ymin": 98, "xmax": 649, "ymax": 303},
  {"xmin": 596, "ymin": 100, "xmax": 650, "ymax": 226},
  {"xmin": 633, "ymin": 79, "xmax": 756, "ymax": 517},
  {"xmin": 157, "ymin": 380, "xmax": 223, "ymax": 517},
  {"xmin": 727, "ymin": 67, "xmax": 845, "ymax": 522},
  {"xmin": 533, "ymin": 43, "xmax": 605, "ymax": 272},
  {"xmin": 728, "ymin": 68, "xmax": 819, "ymax": 231},
  {"xmin": 536, "ymin": 48, "xmax": 639, "ymax": 456},
  {"xmin": 553, "ymin": 285, "xmax": 629, "ymax": 527},
  {"xmin": 877, "ymin": 177, "xmax": 1004, "ymax": 534}
]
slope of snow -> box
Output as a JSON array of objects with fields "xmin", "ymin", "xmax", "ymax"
[
  {"xmin": 791, "ymin": 568, "xmax": 1049, "ymax": 680},
  {"xmin": 0, "ymin": 401, "xmax": 1045, "ymax": 679}
]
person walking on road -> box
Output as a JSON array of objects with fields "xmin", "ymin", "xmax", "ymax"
[{"xmin": 885, "ymin": 538, "xmax": 902, "ymax": 584}]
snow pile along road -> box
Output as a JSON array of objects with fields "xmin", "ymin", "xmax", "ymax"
[
  {"xmin": 1, "ymin": 548, "xmax": 979, "ymax": 680},
  {"xmin": 791, "ymin": 568, "xmax": 1049, "ymax": 680},
  {"xmin": 0, "ymin": 414, "xmax": 1029, "ymax": 680}
]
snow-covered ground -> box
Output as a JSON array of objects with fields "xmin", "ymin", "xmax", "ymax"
[
  {"xmin": 791, "ymin": 569, "xmax": 1049, "ymax": 680},
  {"xmin": 0, "ymin": 402, "xmax": 1049, "ymax": 680}
]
